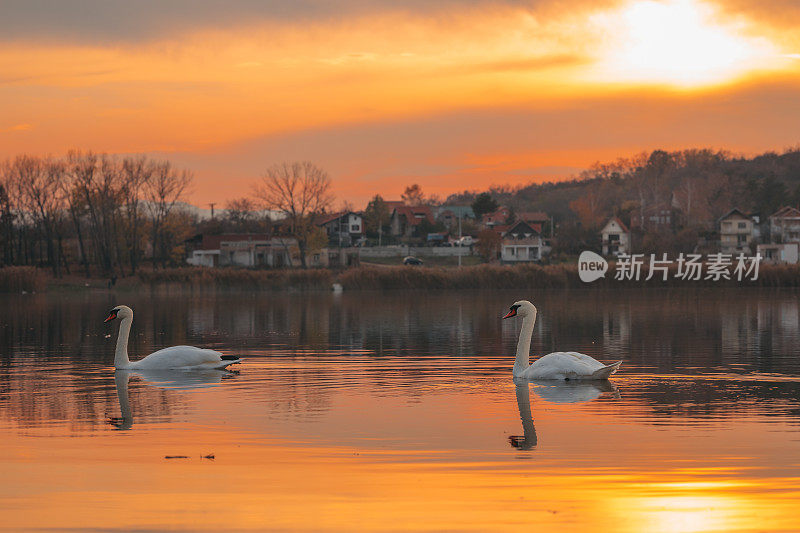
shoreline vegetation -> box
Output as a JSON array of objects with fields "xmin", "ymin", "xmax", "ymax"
[{"xmin": 2, "ymin": 263, "xmax": 800, "ymax": 293}]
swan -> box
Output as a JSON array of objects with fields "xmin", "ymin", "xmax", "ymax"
[
  {"xmin": 503, "ymin": 300, "xmax": 621, "ymax": 380},
  {"xmin": 105, "ymin": 305, "xmax": 242, "ymax": 370}
]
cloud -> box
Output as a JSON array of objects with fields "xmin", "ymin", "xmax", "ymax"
[
  {"xmin": 157, "ymin": 78, "xmax": 800, "ymax": 206},
  {"xmin": 0, "ymin": 0, "xmax": 621, "ymax": 44},
  {"xmin": 1, "ymin": 123, "xmax": 33, "ymax": 133}
]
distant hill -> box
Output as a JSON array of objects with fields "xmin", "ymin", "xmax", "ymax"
[{"xmin": 446, "ymin": 148, "xmax": 800, "ymax": 230}]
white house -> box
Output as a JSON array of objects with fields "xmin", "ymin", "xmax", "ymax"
[
  {"xmin": 719, "ymin": 208, "xmax": 756, "ymax": 254},
  {"xmin": 500, "ymin": 221, "xmax": 550, "ymax": 263},
  {"xmin": 186, "ymin": 234, "xmax": 312, "ymax": 268},
  {"xmin": 769, "ymin": 206, "xmax": 800, "ymax": 244},
  {"xmin": 601, "ymin": 217, "xmax": 630, "ymax": 256},
  {"xmin": 757, "ymin": 243, "xmax": 799, "ymax": 264},
  {"xmin": 317, "ymin": 211, "xmax": 364, "ymax": 247}
]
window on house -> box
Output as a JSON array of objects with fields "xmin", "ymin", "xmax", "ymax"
[{"xmin": 738, "ymin": 222, "xmax": 746, "ymax": 229}]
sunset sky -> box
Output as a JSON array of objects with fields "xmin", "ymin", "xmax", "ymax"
[{"xmin": 2, "ymin": 0, "xmax": 799, "ymax": 207}]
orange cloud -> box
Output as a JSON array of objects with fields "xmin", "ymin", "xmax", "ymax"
[{"xmin": 0, "ymin": 1, "xmax": 798, "ymax": 206}]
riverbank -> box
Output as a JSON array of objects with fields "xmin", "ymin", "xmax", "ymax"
[{"xmin": 3, "ymin": 263, "xmax": 800, "ymax": 293}]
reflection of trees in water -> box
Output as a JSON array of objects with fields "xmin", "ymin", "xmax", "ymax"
[
  {"xmin": 611, "ymin": 378, "xmax": 800, "ymax": 424},
  {"xmin": 1, "ymin": 289, "xmax": 800, "ymax": 426},
  {"xmin": 257, "ymin": 372, "xmax": 333, "ymax": 422},
  {"xmin": 0, "ymin": 369, "xmax": 182, "ymax": 432}
]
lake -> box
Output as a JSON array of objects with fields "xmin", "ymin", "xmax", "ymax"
[{"xmin": 1, "ymin": 288, "xmax": 799, "ymax": 532}]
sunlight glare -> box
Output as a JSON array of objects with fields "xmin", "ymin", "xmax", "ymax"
[{"xmin": 593, "ymin": 0, "xmax": 778, "ymax": 87}]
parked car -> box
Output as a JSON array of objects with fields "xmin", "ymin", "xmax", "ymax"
[
  {"xmin": 456, "ymin": 236, "xmax": 474, "ymax": 246},
  {"xmin": 403, "ymin": 256, "xmax": 423, "ymax": 266}
]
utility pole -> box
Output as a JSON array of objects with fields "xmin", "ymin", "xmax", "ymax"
[
  {"xmin": 458, "ymin": 212, "xmax": 462, "ymax": 268},
  {"xmin": 209, "ymin": 203, "xmax": 216, "ymax": 219}
]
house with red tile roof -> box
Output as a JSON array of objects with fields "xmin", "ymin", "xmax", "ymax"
[
  {"xmin": 389, "ymin": 203, "xmax": 435, "ymax": 238},
  {"xmin": 500, "ymin": 220, "xmax": 550, "ymax": 263}
]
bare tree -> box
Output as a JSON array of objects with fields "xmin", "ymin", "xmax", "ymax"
[
  {"xmin": 254, "ymin": 161, "xmax": 333, "ymax": 268},
  {"xmin": 144, "ymin": 161, "xmax": 192, "ymax": 268},
  {"xmin": 119, "ymin": 156, "xmax": 152, "ymax": 274},
  {"xmin": 224, "ymin": 197, "xmax": 257, "ymax": 231},
  {"xmin": 9, "ymin": 155, "xmax": 69, "ymax": 276}
]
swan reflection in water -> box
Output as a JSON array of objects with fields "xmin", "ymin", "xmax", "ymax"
[
  {"xmin": 109, "ymin": 368, "xmax": 236, "ymax": 430},
  {"xmin": 509, "ymin": 378, "xmax": 619, "ymax": 450}
]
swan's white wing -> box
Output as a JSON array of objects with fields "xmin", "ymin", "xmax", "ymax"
[
  {"xmin": 523, "ymin": 351, "xmax": 607, "ymax": 380},
  {"xmin": 132, "ymin": 346, "xmax": 229, "ymax": 369}
]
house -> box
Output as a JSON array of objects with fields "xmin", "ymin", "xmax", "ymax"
[
  {"xmin": 601, "ymin": 218, "xmax": 630, "ymax": 256},
  {"xmin": 500, "ymin": 221, "xmax": 550, "ymax": 264},
  {"xmin": 630, "ymin": 201, "xmax": 677, "ymax": 232},
  {"xmin": 186, "ymin": 233, "xmax": 313, "ymax": 268},
  {"xmin": 516, "ymin": 212, "xmax": 549, "ymax": 233},
  {"xmin": 719, "ymin": 208, "xmax": 756, "ymax": 254},
  {"xmin": 482, "ymin": 208, "xmax": 549, "ymax": 231},
  {"xmin": 435, "ymin": 206, "xmax": 475, "ymax": 229},
  {"xmin": 482, "ymin": 207, "xmax": 512, "ymax": 228},
  {"xmin": 389, "ymin": 204, "xmax": 435, "ymax": 238},
  {"xmin": 769, "ymin": 206, "xmax": 800, "ymax": 244},
  {"xmin": 317, "ymin": 211, "xmax": 364, "ymax": 247},
  {"xmin": 757, "ymin": 243, "xmax": 799, "ymax": 264}
]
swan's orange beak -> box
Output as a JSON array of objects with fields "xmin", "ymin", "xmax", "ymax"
[
  {"xmin": 104, "ymin": 310, "xmax": 118, "ymax": 323},
  {"xmin": 502, "ymin": 309, "xmax": 517, "ymax": 319}
]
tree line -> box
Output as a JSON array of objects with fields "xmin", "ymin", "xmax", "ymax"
[
  {"xmin": 0, "ymin": 151, "xmax": 192, "ymax": 277},
  {"xmin": 447, "ymin": 147, "xmax": 800, "ymax": 255}
]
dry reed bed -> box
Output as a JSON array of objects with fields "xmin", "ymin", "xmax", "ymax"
[
  {"xmin": 138, "ymin": 267, "xmax": 333, "ymax": 290},
  {"xmin": 5, "ymin": 263, "xmax": 798, "ymax": 292},
  {"xmin": 0, "ymin": 267, "xmax": 46, "ymax": 292},
  {"xmin": 338, "ymin": 263, "xmax": 800, "ymax": 289}
]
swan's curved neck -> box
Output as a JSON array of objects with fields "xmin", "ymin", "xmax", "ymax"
[
  {"xmin": 514, "ymin": 309, "xmax": 537, "ymax": 374},
  {"xmin": 115, "ymin": 315, "xmax": 132, "ymax": 369}
]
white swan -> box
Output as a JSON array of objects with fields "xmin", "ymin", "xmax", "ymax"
[
  {"xmin": 503, "ymin": 300, "xmax": 621, "ymax": 380},
  {"xmin": 105, "ymin": 305, "xmax": 242, "ymax": 370}
]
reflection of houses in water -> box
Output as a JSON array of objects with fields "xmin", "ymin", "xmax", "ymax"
[
  {"xmin": 188, "ymin": 302, "xmax": 217, "ymax": 335},
  {"xmin": 721, "ymin": 299, "xmax": 800, "ymax": 369},
  {"xmin": 757, "ymin": 300, "xmax": 800, "ymax": 368},
  {"xmin": 720, "ymin": 305, "xmax": 757, "ymax": 360},
  {"xmin": 602, "ymin": 308, "xmax": 631, "ymax": 358}
]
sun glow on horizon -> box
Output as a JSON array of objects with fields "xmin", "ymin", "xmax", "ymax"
[{"xmin": 592, "ymin": 0, "xmax": 781, "ymax": 87}]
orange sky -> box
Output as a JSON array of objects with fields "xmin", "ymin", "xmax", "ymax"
[{"xmin": 1, "ymin": 0, "xmax": 799, "ymax": 208}]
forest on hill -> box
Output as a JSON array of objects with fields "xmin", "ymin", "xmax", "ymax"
[{"xmin": 446, "ymin": 148, "xmax": 800, "ymax": 254}]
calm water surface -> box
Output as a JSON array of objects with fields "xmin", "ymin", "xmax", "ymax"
[{"xmin": 1, "ymin": 288, "xmax": 799, "ymax": 532}]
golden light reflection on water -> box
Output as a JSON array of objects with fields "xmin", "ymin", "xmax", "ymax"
[
  {"xmin": 1, "ymin": 291, "xmax": 800, "ymax": 531},
  {"xmin": 1, "ymin": 371, "xmax": 799, "ymax": 532}
]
